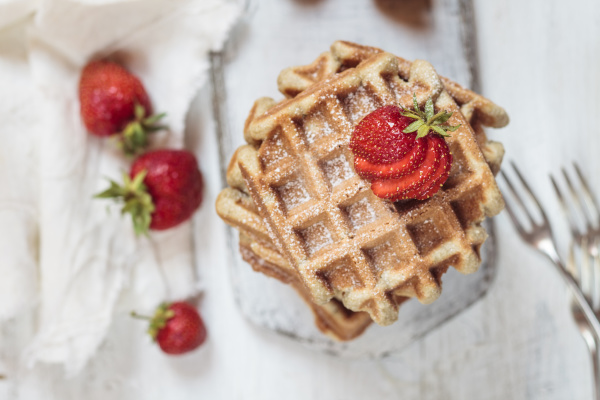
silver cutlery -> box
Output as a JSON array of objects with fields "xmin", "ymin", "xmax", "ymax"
[
  {"xmin": 499, "ymin": 161, "xmax": 600, "ymax": 355},
  {"xmin": 551, "ymin": 165, "xmax": 600, "ymax": 305},
  {"xmin": 551, "ymin": 164, "xmax": 600, "ymax": 399}
]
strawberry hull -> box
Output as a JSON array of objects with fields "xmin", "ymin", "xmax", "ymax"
[{"xmin": 131, "ymin": 150, "xmax": 203, "ymax": 231}]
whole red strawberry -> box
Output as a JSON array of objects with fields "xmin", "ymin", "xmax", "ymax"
[
  {"xmin": 96, "ymin": 149, "xmax": 203, "ymax": 234},
  {"xmin": 79, "ymin": 60, "xmax": 164, "ymax": 154},
  {"xmin": 350, "ymin": 94, "xmax": 459, "ymax": 202},
  {"xmin": 133, "ymin": 302, "xmax": 207, "ymax": 355}
]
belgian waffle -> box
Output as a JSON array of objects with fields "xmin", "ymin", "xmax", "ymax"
[
  {"xmin": 217, "ymin": 42, "xmax": 508, "ymax": 338},
  {"xmin": 234, "ymin": 51, "xmax": 505, "ymax": 326}
]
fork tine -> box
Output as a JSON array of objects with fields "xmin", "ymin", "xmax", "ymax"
[
  {"xmin": 500, "ymin": 170, "xmax": 535, "ymax": 232},
  {"xmin": 579, "ymin": 236, "xmax": 596, "ymax": 306},
  {"xmin": 563, "ymin": 167, "xmax": 593, "ymax": 231},
  {"xmin": 593, "ymin": 238, "xmax": 600, "ymax": 309},
  {"xmin": 574, "ymin": 163, "xmax": 600, "ymax": 224},
  {"xmin": 501, "ymin": 192, "xmax": 527, "ymax": 236},
  {"xmin": 509, "ymin": 162, "xmax": 547, "ymax": 224},
  {"xmin": 568, "ymin": 242, "xmax": 579, "ymax": 277},
  {"xmin": 551, "ymin": 175, "xmax": 581, "ymax": 239}
]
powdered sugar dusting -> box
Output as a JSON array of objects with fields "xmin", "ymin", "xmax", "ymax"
[
  {"xmin": 321, "ymin": 154, "xmax": 353, "ymax": 187},
  {"xmin": 329, "ymin": 100, "xmax": 353, "ymax": 131},
  {"xmin": 299, "ymin": 221, "xmax": 333, "ymax": 257},
  {"xmin": 343, "ymin": 85, "xmax": 378, "ymax": 124},
  {"xmin": 365, "ymin": 241, "xmax": 401, "ymax": 278},
  {"xmin": 345, "ymin": 197, "xmax": 376, "ymax": 231},
  {"xmin": 261, "ymin": 132, "xmax": 289, "ymax": 165},
  {"xmin": 302, "ymin": 112, "xmax": 334, "ymax": 144},
  {"xmin": 276, "ymin": 177, "xmax": 310, "ymax": 212}
]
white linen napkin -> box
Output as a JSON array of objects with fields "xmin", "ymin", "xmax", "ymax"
[
  {"xmin": 20, "ymin": 0, "xmax": 240, "ymax": 376},
  {"xmin": 0, "ymin": 2, "xmax": 39, "ymax": 322},
  {"xmin": 0, "ymin": 0, "xmax": 36, "ymax": 29}
]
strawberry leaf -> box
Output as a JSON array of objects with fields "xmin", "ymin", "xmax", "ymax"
[
  {"xmin": 429, "ymin": 111, "xmax": 451, "ymax": 125},
  {"xmin": 401, "ymin": 93, "xmax": 460, "ymax": 139},
  {"xmin": 146, "ymin": 303, "xmax": 175, "ymax": 340},
  {"xmin": 399, "ymin": 110, "xmax": 421, "ymax": 120},
  {"xmin": 412, "ymin": 93, "xmax": 420, "ymax": 115},
  {"xmin": 403, "ymin": 120, "xmax": 424, "ymax": 133},
  {"xmin": 144, "ymin": 112, "xmax": 167, "ymax": 126},
  {"xmin": 131, "ymin": 169, "xmax": 147, "ymax": 188},
  {"xmin": 416, "ymin": 124, "xmax": 430, "ymax": 139},
  {"xmin": 424, "ymin": 97, "xmax": 434, "ymax": 121},
  {"xmin": 431, "ymin": 125, "xmax": 451, "ymax": 137},
  {"xmin": 134, "ymin": 103, "xmax": 146, "ymax": 120},
  {"xmin": 95, "ymin": 179, "xmax": 127, "ymax": 198},
  {"xmin": 119, "ymin": 104, "xmax": 166, "ymax": 156},
  {"xmin": 94, "ymin": 170, "xmax": 155, "ymax": 235}
]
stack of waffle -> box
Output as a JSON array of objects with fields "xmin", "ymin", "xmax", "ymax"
[{"xmin": 216, "ymin": 41, "xmax": 508, "ymax": 341}]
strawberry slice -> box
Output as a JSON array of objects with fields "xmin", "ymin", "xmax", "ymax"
[
  {"xmin": 415, "ymin": 147, "xmax": 453, "ymax": 200},
  {"xmin": 354, "ymin": 137, "xmax": 427, "ymax": 180},
  {"xmin": 370, "ymin": 136, "xmax": 440, "ymax": 201},
  {"xmin": 401, "ymin": 136, "xmax": 450, "ymax": 200}
]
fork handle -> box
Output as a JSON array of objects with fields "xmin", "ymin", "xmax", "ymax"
[
  {"xmin": 592, "ymin": 341, "xmax": 600, "ymax": 400},
  {"xmin": 553, "ymin": 257, "xmax": 600, "ymax": 339},
  {"xmin": 539, "ymin": 240, "xmax": 600, "ymax": 336},
  {"xmin": 561, "ymin": 262, "xmax": 600, "ymax": 399}
]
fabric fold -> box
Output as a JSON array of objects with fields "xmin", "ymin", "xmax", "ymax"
[{"xmin": 16, "ymin": 0, "xmax": 240, "ymax": 375}]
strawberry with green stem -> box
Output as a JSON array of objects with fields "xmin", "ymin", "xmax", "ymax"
[
  {"xmin": 350, "ymin": 94, "xmax": 459, "ymax": 201},
  {"xmin": 79, "ymin": 60, "xmax": 166, "ymax": 155},
  {"xmin": 132, "ymin": 301, "xmax": 207, "ymax": 355},
  {"xmin": 96, "ymin": 149, "xmax": 203, "ymax": 234}
]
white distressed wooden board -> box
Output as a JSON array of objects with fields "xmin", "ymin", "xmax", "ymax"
[
  {"xmin": 0, "ymin": 0, "xmax": 599, "ymax": 398},
  {"xmin": 216, "ymin": 0, "xmax": 499, "ymax": 358}
]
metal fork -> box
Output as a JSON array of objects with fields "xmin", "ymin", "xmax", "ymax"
[
  {"xmin": 551, "ymin": 164, "xmax": 600, "ymax": 306},
  {"xmin": 551, "ymin": 164, "xmax": 600, "ymax": 398},
  {"xmin": 499, "ymin": 162, "xmax": 600, "ymax": 343}
]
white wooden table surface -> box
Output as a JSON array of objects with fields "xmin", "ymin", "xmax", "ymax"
[{"xmin": 1, "ymin": 0, "xmax": 599, "ymax": 399}]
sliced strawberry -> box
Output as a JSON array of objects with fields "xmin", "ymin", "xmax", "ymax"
[
  {"xmin": 415, "ymin": 143, "xmax": 453, "ymax": 200},
  {"xmin": 348, "ymin": 96, "xmax": 459, "ymax": 203},
  {"xmin": 354, "ymin": 137, "xmax": 426, "ymax": 180},
  {"xmin": 349, "ymin": 105, "xmax": 415, "ymax": 163},
  {"xmin": 370, "ymin": 136, "xmax": 440, "ymax": 201},
  {"xmin": 401, "ymin": 136, "xmax": 450, "ymax": 200}
]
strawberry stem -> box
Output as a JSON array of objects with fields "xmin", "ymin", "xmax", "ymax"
[
  {"xmin": 149, "ymin": 303, "xmax": 175, "ymax": 340},
  {"xmin": 95, "ymin": 170, "xmax": 155, "ymax": 235},
  {"xmin": 131, "ymin": 303, "xmax": 175, "ymax": 341},
  {"xmin": 400, "ymin": 93, "xmax": 460, "ymax": 139},
  {"xmin": 118, "ymin": 103, "xmax": 166, "ymax": 156},
  {"xmin": 130, "ymin": 311, "xmax": 153, "ymax": 321}
]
